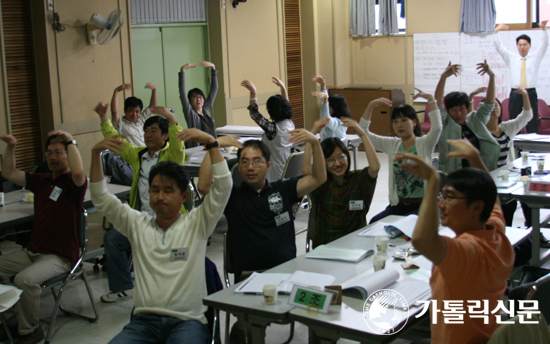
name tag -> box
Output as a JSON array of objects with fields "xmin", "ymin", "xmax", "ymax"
[
  {"xmin": 170, "ymin": 248, "xmax": 189, "ymax": 261},
  {"xmin": 349, "ymin": 200, "xmax": 364, "ymax": 211},
  {"xmin": 49, "ymin": 186, "xmax": 63, "ymax": 202},
  {"xmin": 275, "ymin": 211, "xmax": 291, "ymax": 226}
]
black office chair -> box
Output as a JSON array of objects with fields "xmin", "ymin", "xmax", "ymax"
[
  {"xmin": 39, "ymin": 208, "xmax": 99, "ymax": 344},
  {"xmin": 527, "ymin": 272, "xmax": 550, "ymax": 323},
  {"xmin": 222, "ymin": 233, "xmax": 294, "ymax": 344}
]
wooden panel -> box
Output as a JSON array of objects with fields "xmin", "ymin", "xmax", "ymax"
[
  {"xmin": 284, "ymin": 0, "xmax": 304, "ymax": 128},
  {"xmin": 2, "ymin": 0, "xmax": 42, "ymax": 171}
]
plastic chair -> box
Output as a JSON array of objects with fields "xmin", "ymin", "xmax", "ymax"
[
  {"xmin": 222, "ymin": 233, "xmax": 294, "ymax": 344},
  {"xmin": 230, "ymin": 163, "xmax": 243, "ymax": 187},
  {"xmin": 501, "ymin": 98, "xmax": 510, "ymax": 122},
  {"xmin": 419, "ymin": 103, "xmax": 431, "ymax": 134},
  {"xmin": 537, "ymin": 99, "xmax": 550, "ymax": 135},
  {"xmin": 282, "ymin": 152, "xmax": 304, "ymax": 180},
  {"xmin": 205, "ymin": 257, "xmax": 222, "ymax": 344},
  {"xmin": 40, "ymin": 209, "xmax": 99, "ymax": 344}
]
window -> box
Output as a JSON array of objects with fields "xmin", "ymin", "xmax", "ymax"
[
  {"xmin": 374, "ymin": 1, "xmax": 407, "ymax": 33},
  {"xmin": 495, "ymin": 0, "xmax": 548, "ymax": 28}
]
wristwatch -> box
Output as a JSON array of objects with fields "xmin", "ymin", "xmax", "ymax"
[
  {"xmin": 65, "ymin": 139, "xmax": 77, "ymax": 147},
  {"xmin": 204, "ymin": 140, "xmax": 219, "ymax": 150}
]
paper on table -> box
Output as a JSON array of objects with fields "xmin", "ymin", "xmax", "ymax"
[
  {"xmin": 0, "ymin": 284, "xmax": 22, "ymax": 312},
  {"xmin": 235, "ymin": 271, "xmax": 335, "ymax": 294},
  {"xmin": 358, "ymin": 222, "xmax": 390, "ymax": 237},
  {"xmin": 305, "ymin": 245, "xmax": 374, "ymax": 263},
  {"xmin": 383, "ymin": 215, "xmax": 418, "ymax": 239}
]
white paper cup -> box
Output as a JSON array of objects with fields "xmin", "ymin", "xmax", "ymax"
[
  {"xmin": 537, "ymin": 159, "xmax": 545, "ymax": 171},
  {"xmin": 373, "ymin": 256, "xmax": 386, "ymax": 271},
  {"xmin": 500, "ymin": 170, "xmax": 509, "ymax": 181},
  {"xmin": 263, "ymin": 284, "xmax": 277, "ymax": 305},
  {"xmin": 375, "ymin": 237, "xmax": 389, "ymax": 255},
  {"xmin": 521, "ymin": 151, "xmax": 529, "ymax": 163},
  {"xmin": 522, "ymin": 179, "xmax": 530, "ymax": 191}
]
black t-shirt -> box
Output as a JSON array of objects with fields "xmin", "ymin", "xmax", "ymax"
[{"xmin": 224, "ymin": 178, "xmax": 300, "ymax": 274}]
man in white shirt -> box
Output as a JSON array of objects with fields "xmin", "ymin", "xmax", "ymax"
[
  {"xmin": 494, "ymin": 21, "xmax": 548, "ymax": 133},
  {"xmin": 89, "ymin": 130, "xmax": 231, "ymax": 344}
]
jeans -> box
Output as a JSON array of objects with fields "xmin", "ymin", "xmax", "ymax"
[
  {"xmin": 104, "ymin": 229, "xmax": 134, "ymax": 292},
  {"xmin": 369, "ymin": 203, "xmax": 421, "ymax": 224},
  {"xmin": 109, "ymin": 313, "xmax": 210, "ymax": 344}
]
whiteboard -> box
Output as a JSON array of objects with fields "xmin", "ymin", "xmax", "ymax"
[{"xmin": 414, "ymin": 31, "xmax": 550, "ymax": 103}]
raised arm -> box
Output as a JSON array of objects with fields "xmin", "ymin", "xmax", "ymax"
[
  {"xmin": 146, "ymin": 83, "xmax": 157, "ymax": 108},
  {"xmin": 476, "ymin": 60, "xmax": 495, "ymax": 104},
  {"xmin": 47, "ymin": 130, "xmax": 86, "ymax": 187},
  {"xmin": 241, "ymin": 79, "xmax": 258, "ymax": 106},
  {"xmin": 197, "ymin": 135, "xmax": 242, "ymax": 196},
  {"xmin": 179, "ymin": 63, "xmax": 198, "ymax": 128},
  {"xmin": 272, "ymin": 77, "xmax": 288, "ymax": 100},
  {"xmin": 395, "ymin": 153, "xmax": 445, "ymax": 264},
  {"xmin": 342, "ymin": 118, "xmax": 380, "ymax": 178},
  {"xmin": 110, "ymin": 84, "xmax": 131, "ymax": 128},
  {"xmin": 435, "ymin": 62, "xmax": 461, "ymax": 105},
  {"xmin": 94, "ymin": 102, "xmax": 110, "ymax": 123},
  {"xmin": 0, "ymin": 135, "xmax": 26, "ymax": 187},
  {"xmin": 361, "ymin": 97, "xmax": 392, "ymax": 122},
  {"xmin": 467, "ymin": 87, "xmax": 487, "ymax": 112},
  {"xmin": 293, "ymin": 129, "xmax": 327, "ymax": 198},
  {"xmin": 301, "ymin": 118, "xmax": 330, "ymax": 176},
  {"xmin": 241, "ymin": 80, "xmax": 278, "ymax": 140},
  {"xmin": 493, "ymin": 24, "xmax": 513, "ymax": 65},
  {"xmin": 150, "ymin": 106, "xmax": 177, "ymax": 125},
  {"xmin": 201, "ymin": 61, "xmax": 218, "ymax": 112}
]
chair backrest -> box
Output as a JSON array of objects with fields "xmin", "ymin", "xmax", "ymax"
[
  {"xmin": 282, "ymin": 152, "xmax": 304, "ymax": 180},
  {"xmin": 501, "ymin": 98, "xmax": 510, "ymax": 122},
  {"xmin": 538, "ymin": 99, "xmax": 550, "ymax": 118},
  {"xmin": 230, "ymin": 163, "xmax": 242, "ymax": 187},
  {"xmin": 184, "ymin": 183, "xmax": 194, "ymax": 211},
  {"xmin": 77, "ymin": 208, "xmax": 88, "ymax": 251},
  {"xmin": 222, "ymin": 232, "xmax": 233, "ymax": 288},
  {"xmin": 527, "ymin": 272, "xmax": 550, "ymax": 323}
]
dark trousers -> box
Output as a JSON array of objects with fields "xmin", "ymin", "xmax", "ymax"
[{"xmin": 509, "ymin": 88, "xmax": 538, "ymax": 133}]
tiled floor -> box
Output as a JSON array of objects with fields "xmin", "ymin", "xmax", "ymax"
[{"xmin": 0, "ymin": 152, "xmax": 535, "ymax": 343}]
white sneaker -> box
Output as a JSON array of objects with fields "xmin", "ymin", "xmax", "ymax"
[{"xmin": 101, "ymin": 288, "xmax": 134, "ymax": 303}]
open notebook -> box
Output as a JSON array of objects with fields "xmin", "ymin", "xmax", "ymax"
[
  {"xmin": 305, "ymin": 245, "xmax": 374, "ymax": 263},
  {"xmin": 235, "ymin": 270, "xmax": 336, "ymax": 294}
]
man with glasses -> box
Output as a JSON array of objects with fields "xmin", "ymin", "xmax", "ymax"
[
  {"xmin": 395, "ymin": 139, "xmax": 514, "ymax": 344},
  {"xmin": 179, "ymin": 61, "xmax": 218, "ymax": 148},
  {"xmin": 0, "ymin": 131, "xmax": 87, "ymax": 344}
]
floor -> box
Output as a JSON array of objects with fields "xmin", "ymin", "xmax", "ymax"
[{"xmin": 0, "ymin": 152, "xmax": 538, "ymax": 344}]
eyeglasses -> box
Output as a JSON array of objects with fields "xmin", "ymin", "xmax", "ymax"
[
  {"xmin": 45, "ymin": 150, "xmax": 66, "ymax": 157},
  {"xmin": 191, "ymin": 95, "xmax": 204, "ymax": 100},
  {"xmin": 326, "ymin": 154, "xmax": 347, "ymax": 167},
  {"xmin": 438, "ymin": 193, "xmax": 468, "ymax": 204},
  {"xmin": 239, "ymin": 158, "xmax": 266, "ymax": 167}
]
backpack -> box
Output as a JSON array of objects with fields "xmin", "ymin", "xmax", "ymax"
[{"xmin": 101, "ymin": 150, "xmax": 133, "ymax": 186}]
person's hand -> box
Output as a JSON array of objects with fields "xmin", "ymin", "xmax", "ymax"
[
  {"xmin": 289, "ymin": 129, "xmax": 317, "ymax": 145},
  {"xmin": 541, "ymin": 20, "xmax": 548, "ymax": 30},
  {"xmin": 341, "ymin": 117, "xmax": 365, "ymax": 136},
  {"xmin": 271, "ymin": 77, "xmax": 285, "ymax": 88},
  {"xmin": 116, "ymin": 84, "xmax": 131, "ymax": 92},
  {"xmin": 181, "ymin": 63, "xmax": 197, "ymax": 71},
  {"xmin": 92, "ymin": 136, "xmax": 124, "ymax": 155},
  {"xmin": 145, "ymin": 83, "xmax": 156, "ymax": 90},
  {"xmin": 176, "ymin": 129, "xmax": 216, "ymax": 145},
  {"xmin": 311, "ymin": 91, "xmax": 328, "ymax": 100},
  {"xmin": 94, "ymin": 102, "xmax": 109, "ymax": 117},
  {"xmin": 310, "ymin": 118, "xmax": 330, "ymax": 134},
  {"xmin": 47, "ymin": 130, "xmax": 73, "ymax": 143},
  {"xmin": 412, "ymin": 88, "xmax": 434, "ymax": 102},
  {"xmin": 216, "ymin": 135, "xmax": 243, "ymax": 149},
  {"xmin": 394, "ymin": 153, "xmax": 436, "ymax": 181},
  {"xmin": 446, "ymin": 139, "xmax": 480, "ymax": 161},
  {"xmin": 311, "ymin": 75, "xmax": 325, "ymax": 85},
  {"xmin": 442, "ymin": 62, "xmax": 461, "ymax": 79},
  {"xmin": 200, "ymin": 61, "xmax": 215, "ymax": 69},
  {"xmin": 241, "ymin": 80, "xmax": 257, "ymax": 95},
  {"xmin": 0, "ymin": 135, "xmax": 16, "ymax": 146},
  {"xmin": 494, "ymin": 24, "xmax": 509, "ymax": 33},
  {"xmin": 476, "ymin": 60, "xmax": 494, "ymax": 78},
  {"xmin": 512, "ymin": 87, "xmax": 528, "ymax": 96},
  {"xmin": 369, "ymin": 97, "xmax": 393, "ymax": 108},
  {"xmin": 469, "ymin": 87, "xmax": 487, "ymax": 99}
]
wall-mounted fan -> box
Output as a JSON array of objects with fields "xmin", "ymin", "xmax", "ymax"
[{"xmin": 87, "ymin": 10, "xmax": 123, "ymax": 45}]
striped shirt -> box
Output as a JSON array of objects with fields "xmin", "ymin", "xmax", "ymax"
[{"xmin": 492, "ymin": 132, "xmax": 511, "ymax": 168}]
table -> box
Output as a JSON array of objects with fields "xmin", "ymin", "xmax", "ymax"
[
  {"xmin": 184, "ymin": 146, "xmax": 237, "ymax": 178},
  {"xmin": 203, "ymin": 216, "xmax": 427, "ymax": 344},
  {"xmin": 492, "ymin": 153, "xmax": 550, "ymax": 266},
  {"xmin": 514, "ymin": 134, "xmax": 550, "ymax": 153}
]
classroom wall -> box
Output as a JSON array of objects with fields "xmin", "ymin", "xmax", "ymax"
[
  {"xmin": 0, "ymin": 0, "xmax": 133, "ymax": 172},
  {"xmin": 207, "ymin": 0, "xmax": 287, "ymax": 128}
]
